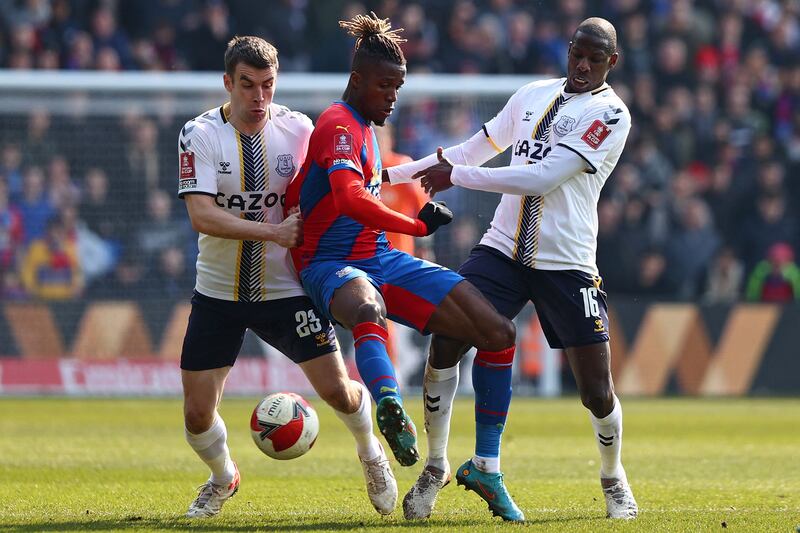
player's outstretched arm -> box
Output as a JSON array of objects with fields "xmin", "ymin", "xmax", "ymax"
[
  {"xmin": 439, "ymin": 144, "xmax": 589, "ymax": 197},
  {"xmin": 383, "ymin": 130, "xmax": 502, "ymax": 185},
  {"xmin": 184, "ymin": 194, "xmax": 302, "ymax": 247},
  {"xmin": 330, "ymin": 169, "xmax": 438, "ymax": 236}
]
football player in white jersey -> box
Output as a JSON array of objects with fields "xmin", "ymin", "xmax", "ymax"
[
  {"xmin": 387, "ymin": 18, "xmax": 638, "ymax": 521},
  {"xmin": 178, "ymin": 36, "xmax": 397, "ymax": 519}
]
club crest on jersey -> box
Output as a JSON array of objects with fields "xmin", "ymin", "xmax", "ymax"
[
  {"xmin": 554, "ymin": 115, "xmax": 576, "ymax": 136},
  {"xmin": 334, "ymin": 132, "xmax": 353, "ymax": 155},
  {"xmin": 275, "ymin": 154, "xmax": 295, "ymax": 177},
  {"xmin": 581, "ymin": 120, "xmax": 612, "ymax": 149}
]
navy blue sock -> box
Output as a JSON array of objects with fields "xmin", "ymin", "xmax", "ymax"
[{"xmin": 473, "ymin": 346, "xmax": 515, "ymax": 459}]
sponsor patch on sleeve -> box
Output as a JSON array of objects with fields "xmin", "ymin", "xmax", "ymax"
[
  {"xmin": 334, "ymin": 132, "xmax": 353, "ymax": 155},
  {"xmin": 180, "ymin": 152, "xmax": 196, "ymax": 178},
  {"xmin": 580, "ymin": 120, "xmax": 612, "ymax": 150}
]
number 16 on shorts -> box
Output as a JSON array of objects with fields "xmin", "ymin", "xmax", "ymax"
[{"xmin": 579, "ymin": 287, "xmax": 600, "ymax": 318}]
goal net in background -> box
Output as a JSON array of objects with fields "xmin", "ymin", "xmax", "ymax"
[{"xmin": 0, "ymin": 71, "xmax": 558, "ymax": 396}]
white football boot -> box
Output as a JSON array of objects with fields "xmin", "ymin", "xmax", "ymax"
[
  {"xmin": 402, "ymin": 462, "xmax": 451, "ymax": 519},
  {"xmin": 360, "ymin": 443, "xmax": 398, "ymax": 515},
  {"xmin": 602, "ymin": 475, "xmax": 638, "ymax": 519},
  {"xmin": 186, "ymin": 463, "xmax": 240, "ymax": 518}
]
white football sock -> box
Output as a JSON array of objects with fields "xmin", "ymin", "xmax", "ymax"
[
  {"xmin": 335, "ymin": 381, "xmax": 382, "ymax": 460},
  {"xmin": 185, "ymin": 414, "xmax": 236, "ymax": 485},
  {"xmin": 590, "ymin": 395, "xmax": 624, "ymax": 479},
  {"xmin": 423, "ymin": 362, "xmax": 459, "ymax": 472}
]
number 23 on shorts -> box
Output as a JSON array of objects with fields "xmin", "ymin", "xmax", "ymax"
[{"xmin": 295, "ymin": 309, "xmax": 322, "ymax": 337}]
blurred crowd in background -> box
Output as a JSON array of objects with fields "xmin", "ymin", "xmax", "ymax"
[{"xmin": 1, "ymin": 0, "xmax": 800, "ymax": 304}]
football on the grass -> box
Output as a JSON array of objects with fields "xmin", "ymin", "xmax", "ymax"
[{"xmin": 250, "ymin": 392, "xmax": 319, "ymax": 460}]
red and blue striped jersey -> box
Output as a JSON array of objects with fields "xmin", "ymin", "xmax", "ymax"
[{"xmin": 286, "ymin": 102, "xmax": 390, "ymax": 272}]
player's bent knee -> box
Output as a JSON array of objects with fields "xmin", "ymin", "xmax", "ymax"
[
  {"xmin": 476, "ymin": 315, "xmax": 516, "ymax": 352},
  {"xmin": 495, "ymin": 317, "xmax": 517, "ymax": 347},
  {"xmin": 317, "ymin": 383, "xmax": 357, "ymax": 413},
  {"xmin": 184, "ymin": 406, "xmax": 215, "ymax": 434},
  {"xmin": 580, "ymin": 388, "xmax": 615, "ymax": 417},
  {"xmin": 354, "ymin": 300, "xmax": 385, "ymax": 326},
  {"xmin": 310, "ymin": 369, "xmax": 359, "ymax": 413}
]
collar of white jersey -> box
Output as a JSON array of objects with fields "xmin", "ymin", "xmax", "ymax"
[
  {"xmin": 560, "ymin": 79, "xmax": 610, "ymax": 100},
  {"xmin": 219, "ymin": 101, "xmax": 272, "ymax": 136}
]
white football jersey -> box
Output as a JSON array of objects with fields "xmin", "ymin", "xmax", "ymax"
[
  {"xmin": 480, "ymin": 78, "xmax": 631, "ymax": 275},
  {"xmin": 177, "ymin": 103, "xmax": 312, "ymax": 302}
]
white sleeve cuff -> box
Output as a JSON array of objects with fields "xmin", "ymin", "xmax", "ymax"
[
  {"xmin": 386, "ymin": 130, "xmax": 500, "ymax": 184},
  {"xmin": 386, "ymin": 153, "xmax": 439, "ymax": 184}
]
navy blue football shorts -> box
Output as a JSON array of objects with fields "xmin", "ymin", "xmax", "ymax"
[
  {"xmin": 458, "ymin": 245, "xmax": 610, "ymax": 349},
  {"xmin": 180, "ymin": 291, "xmax": 338, "ymax": 371}
]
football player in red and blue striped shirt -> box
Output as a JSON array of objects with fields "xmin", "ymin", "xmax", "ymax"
[{"xmin": 285, "ymin": 12, "xmax": 522, "ymax": 520}]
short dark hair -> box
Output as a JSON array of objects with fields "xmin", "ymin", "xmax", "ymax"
[
  {"xmin": 339, "ymin": 12, "xmax": 406, "ymax": 71},
  {"xmin": 573, "ymin": 18, "xmax": 617, "ymax": 56},
  {"xmin": 224, "ymin": 36, "xmax": 278, "ymax": 76}
]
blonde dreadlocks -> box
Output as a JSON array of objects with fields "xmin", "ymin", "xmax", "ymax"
[{"xmin": 339, "ymin": 11, "xmax": 406, "ymax": 68}]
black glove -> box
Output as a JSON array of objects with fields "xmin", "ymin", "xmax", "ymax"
[{"xmin": 417, "ymin": 201, "xmax": 453, "ymax": 235}]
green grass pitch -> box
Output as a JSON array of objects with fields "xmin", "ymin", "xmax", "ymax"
[{"xmin": 0, "ymin": 396, "xmax": 798, "ymax": 532}]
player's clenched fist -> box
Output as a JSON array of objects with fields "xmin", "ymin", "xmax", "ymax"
[
  {"xmin": 274, "ymin": 212, "xmax": 304, "ymax": 248},
  {"xmin": 417, "ymin": 201, "xmax": 453, "ymax": 235}
]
